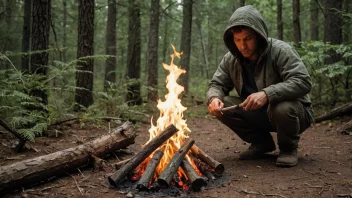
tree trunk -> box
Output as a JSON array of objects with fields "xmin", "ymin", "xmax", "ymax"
[
  {"xmin": 310, "ymin": 0, "xmax": 319, "ymax": 41},
  {"xmin": 147, "ymin": 0, "xmax": 160, "ymax": 102},
  {"xmin": 324, "ymin": 0, "xmax": 343, "ymax": 106},
  {"xmin": 179, "ymin": 0, "xmax": 193, "ymax": 94},
  {"xmin": 104, "ymin": 0, "xmax": 117, "ymax": 90},
  {"xmin": 343, "ymin": 0, "xmax": 350, "ymax": 44},
  {"xmin": 0, "ymin": 122, "xmax": 136, "ymax": 195},
  {"xmin": 324, "ymin": 0, "xmax": 343, "ymax": 52},
  {"xmin": 239, "ymin": 0, "xmax": 245, "ymax": 7},
  {"xmin": 292, "ymin": 0, "xmax": 301, "ymax": 47},
  {"xmin": 126, "ymin": 0, "xmax": 142, "ymax": 105},
  {"xmin": 195, "ymin": 2, "xmax": 209, "ymax": 78},
  {"xmin": 75, "ymin": 0, "xmax": 95, "ymax": 109},
  {"xmin": 277, "ymin": 0, "xmax": 283, "ymax": 40},
  {"xmin": 63, "ymin": 0, "xmax": 67, "ymax": 62},
  {"xmin": 162, "ymin": 0, "xmax": 172, "ymax": 64},
  {"xmin": 30, "ymin": 0, "xmax": 51, "ymax": 105},
  {"xmin": 21, "ymin": 0, "xmax": 31, "ymax": 72}
]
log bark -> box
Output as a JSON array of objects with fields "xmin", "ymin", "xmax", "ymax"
[
  {"xmin": 0, "ymin": 122, "xmax": 136, "ymax": 195},
  {"xmin": 157, "ymin": 138, "xmax": 195, "ymax": 188},
  {"xmin": 108, "ymin": 124, "xmax": 178, "ymax": 187},
  {"xmin": 315, "ymin": 103, "xmax": 352, "ymax": 123},
  {"xmin": 192, "ymin": 155, "xmax": 215, "ymax": 180},
  {"xmin": 191, "ymin": 144, "xmax": 224, "ymax": 175},
  {"xmin": 181, "ymin": 159, "xmax": 206, "ymax": 191},
  {"xmin": 136, "ymin": 149, "xmax": 163, "ymax": 190},
  {"xmin": 337, "ymin": 119, "xmax": 352, "ymax": 135}
]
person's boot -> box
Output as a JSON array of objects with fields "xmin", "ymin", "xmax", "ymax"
[
  {"xmin": 239, "ymin": 142, "xmax": 276, "ymax": 160},
  {"xmin": 276, "ymin": 149, "xmax": 298, "ymax": 167}
]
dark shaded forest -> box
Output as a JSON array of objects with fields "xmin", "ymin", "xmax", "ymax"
[{"xmin": 0, "ymin": 0, "xmax": 351, "ymax": 151}]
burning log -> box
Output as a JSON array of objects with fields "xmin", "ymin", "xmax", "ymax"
[
  {"xmin": 136, "ymin": 149, "xmax": 164, "ymax": 190},
  {"xmin": 157, "ymin": 138, "xmax": 195, "ymax": 188},
  {"xmin": 108, "ymin": 124, "xmax": 178, "ymax": 187},
  {"xmin": 181, "ymin": 159, "xmax": 206, "ymax": 191},
  {"xmin": 0, "ymin": 122, "xmax": 136, "ymax": 195},
  {"xmin": 198, "ymin": 163, "xmax": 216, "ymax": 180},
  {"xmin": 191, "ymin": 144, "xmax": 224, "ymax": 175},
  {"xmin": 190, "ymin": 154, "xmax": 216, "ymax": 180}
]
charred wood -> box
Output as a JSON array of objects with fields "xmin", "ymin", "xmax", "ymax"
[
  {"xmin": 191, "ymin": 144, "xmax": 224, "ymax": 175},
  {"xmin": 136, "ymin": 149, "xmax": 164, "ymax": 190},
  {"xmin": 0, "ymin": 122, "xmax": 136, "ymax": 195},
  {"xmin": 181, "ymin": 159, "xmax": 206, "ymax": 191},
  {"xmin": 157, "ymin": 138, "xmax": 195, "ymax": 188},
  {"xmin": 108, "ymin": 124, "xmax": 178, "ymax": 187}
]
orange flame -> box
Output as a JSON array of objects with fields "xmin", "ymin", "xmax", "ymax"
[{"xmin": 137, "ymin": 45, "xmax": 193, "ymax": 180}]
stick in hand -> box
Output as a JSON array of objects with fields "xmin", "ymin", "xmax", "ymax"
[{"xmin": 220, "ymin": 105, "xmax": 238, "ymax": 112}]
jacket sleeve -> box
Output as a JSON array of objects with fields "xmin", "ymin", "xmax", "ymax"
[
  {"xmin": 206, "ymin": 53, "xmax": 235, "ymax": 105},
  {"xmin": 262, "ymin": 44, "xmax": 312, "ymax": 103}
]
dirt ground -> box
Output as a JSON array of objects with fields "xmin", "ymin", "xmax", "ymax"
[{"xmin": 1, "ymin": 107, "xmax": 352, "ymax": 198}]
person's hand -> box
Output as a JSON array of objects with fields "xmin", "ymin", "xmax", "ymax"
[
  {"xmin": 239, "ymin": 91, "xmax": 268, "ymax": 111},
  {"xmin": 208, "ymin": 98, "xmax": 224, "ymax": 117}
]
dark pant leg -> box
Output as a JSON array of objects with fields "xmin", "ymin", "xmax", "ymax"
[
  {"xmin": 268, "ymin": 100, "xmax": 311, "ymax": 151},
  {"xmin": 217, "ymin": 96, "xmax": 273, "ymax": 144}
]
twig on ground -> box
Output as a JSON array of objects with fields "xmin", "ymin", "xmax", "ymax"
[
  {"xmin": 329, "ymin": 159, "xmax": 348, "ymax": 167},
  {"xmin": 304, "ymin": 183, "xmax": 323, "ymax": 188},
  {"xmin": 301, "ymin": 168, "xmax": 328, "ymax": 178},
  {"xmin": 304, "ymin": 183, "xmax": 331, "ymax": 195},
  {"xmin": 69, "ymin": 174, "xmax": 84, "ymax": 195},
  {"xmin": 40, "ymin": 184, "xmax": 66, "ymax": 192},
  {"xmin": 77, "ymin": 168, "xmax": 85, "ymax": 177},
  {"xmin": 239, "ymin": 189, "xmax": 288, "ymax": 198},
  {"xmin": 313, "ymin": 146, "xmax": 331, "ymax": 149},
  {"xmin": 337, "ymin": 193, "xmax": 352, "ymax": 197}
]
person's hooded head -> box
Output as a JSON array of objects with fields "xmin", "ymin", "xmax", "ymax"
[{"xmin": 223, "ymin": 5, "xmax": 269, "ymax": 62}]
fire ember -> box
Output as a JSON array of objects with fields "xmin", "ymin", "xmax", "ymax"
[{"xmin": 108, "ymin": 46, "xmax": 224, "ymax": 192}]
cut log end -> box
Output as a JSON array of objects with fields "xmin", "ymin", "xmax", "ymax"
[
  {"xmin": 191, "ymin": 178, "xmax": 207, "ymax": 191},
  {"xmin": 156, "ymin": 178, "xmax": 169, "ymax": 189},
  {"xmin": 214, "ymin": 164, "xmax": 225, "ymax": 175}
]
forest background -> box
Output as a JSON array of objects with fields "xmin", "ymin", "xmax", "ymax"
[{"xmin": 0, "ymin": 0, "xmax": 351, "ymax": 142}]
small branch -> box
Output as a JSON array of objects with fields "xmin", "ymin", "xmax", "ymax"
[
  {"xmin": 239, "ymin": 189, "xmax": 288, "ymax": 198},
  {"xmin": 69, "ymin": 174, "xmax": 84, "ymax": 195},
  {"xmin": 0, "ymin": 119, "xmax": 27, "ymax": 151},
  {"xmin": 50, "ymin": 118, "xmax": 80, "ymax": 126},
  {"xmin": 304, "ymin": 183, "xmax": 323, "ymax": 188}
]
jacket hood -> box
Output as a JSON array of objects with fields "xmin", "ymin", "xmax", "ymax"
[{"xmin": 223, "ymin": 5, "xmax": 269, "ymax": 59}]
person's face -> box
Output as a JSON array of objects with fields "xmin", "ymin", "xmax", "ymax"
[{"xmin": 233, "ymin": 28, "xmax": 258, "ymax": 61}]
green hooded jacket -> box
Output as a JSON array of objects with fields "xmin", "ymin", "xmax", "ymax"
[{"xmin": 206, "ymin": 5, "xmax": 314, "ymax": 120}]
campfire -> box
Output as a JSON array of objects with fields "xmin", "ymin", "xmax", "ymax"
[{"xmin": 108, "ymin": 46, "xmax": 224, "ymax": 192}]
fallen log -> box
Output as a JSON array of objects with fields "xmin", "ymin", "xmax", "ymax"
[
  {"xmin": 157, "ymin": 138, "xmax": 195, "ymax": 188},
  {"xmin": 136, "ymin": 149, "xmax": 163, "ymax": 190},
  {"xmin": 315, "ymin": 102, "xmax": 352, "ymax": 123},
  {"xmin": 337, "ymin": 119, "xmax": 352, "ymax": 135},
  {"xmin": 108, "ymin": 124, "xmax": 178, "ymax": 187},
  {"xmin": 0, "ymin": 121, "xmax": 136, "ymax": 195},
  {"xmin": 191, "ymin": 144, "xmax": 224, "ymax": 175},
  {"xmin": 181, "ymin": 159, "xmax": 206, "ymax": 191}
]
